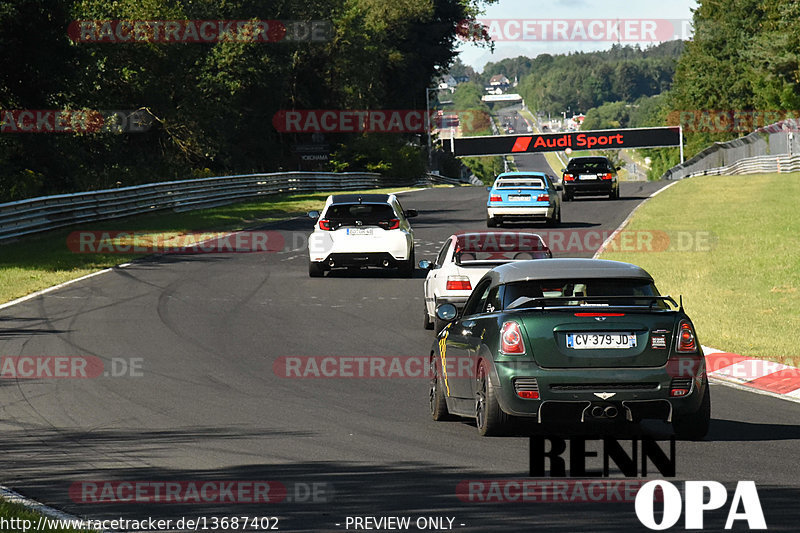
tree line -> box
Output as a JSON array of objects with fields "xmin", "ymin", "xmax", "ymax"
[{"xmin": 0, "ymin": 0, "xmax": 495, "ymax": 202}]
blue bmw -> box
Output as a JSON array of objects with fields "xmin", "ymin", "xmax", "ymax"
[{"xmin": 486, "ymin": 172, "xmax": 562, "ymax": 227}]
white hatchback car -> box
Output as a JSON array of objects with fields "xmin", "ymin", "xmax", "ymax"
[
  {"xmin": 419, "ymin": 231, "xmax": 552, "ymax": 332},
  {"xmin": 307, "ymin": 194, "xmax": 417, "ymax": 277}
]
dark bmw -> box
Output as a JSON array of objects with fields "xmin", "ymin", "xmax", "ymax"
[
  {"xmin": 562, "ymin": 156, "xmax": 620, "ymax": 200},
  {"xmin": 429, "ymin": 258, "xmax": 710, "ymax": 439}
]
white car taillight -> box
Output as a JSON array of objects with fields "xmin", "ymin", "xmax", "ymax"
[{"xmin": 445, "ymin": 276, "xmax": 472, "ymax": 291}]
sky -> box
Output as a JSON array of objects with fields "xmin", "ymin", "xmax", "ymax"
[{"xmin": 457, "ymin": 0, "xmax": 699, "ymax": 72}]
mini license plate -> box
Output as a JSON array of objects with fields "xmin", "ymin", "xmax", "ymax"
[
  {"xmin": 508, "ymin": 195, "xmax": 531, "ymax": 201},
  {"xmin": 566, "ymin": 333, "xmax": 637, "ymax": 349},
  {"xmin": 579, "ymin": 174, "xmax": 598, "ymax": 180},
  {"xmin": 346, "ymin": 228, "xmax": 372, "ymax": 236}
]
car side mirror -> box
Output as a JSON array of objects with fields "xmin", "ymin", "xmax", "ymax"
[
  {"xmin": 308, "ymin": 210, "xmax": 320, "ymax": 219},
  {"xmin": 404, "ymin": 209, "xmax": 418, "ymax": 218},
  {"xmin": 615, "ymin": 166, "xmax": 621, "ymax": 171},
  {"xmin": 561, "ymin": 168, "xmax": 566, "ymax": 173},
  {"xmin": 435, "ymin": 303, "xmax": 458, "ymax": 322},
  {"xmin": 486, "ymin": 187, "xmax": 492, "ymax": 191},
  {"xmin": 418, "ymin": 260, "xmax": 432, "ymax": 270}
]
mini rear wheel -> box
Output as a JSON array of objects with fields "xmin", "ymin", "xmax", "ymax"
[{"xmin": 476, "ymin": 360, "xmax": 509, "ymax": 436}]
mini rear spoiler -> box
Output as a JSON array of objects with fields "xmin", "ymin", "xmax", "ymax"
[{"xmin": 507, "ymin": 295, "xmax": 678, "ymax": 310}]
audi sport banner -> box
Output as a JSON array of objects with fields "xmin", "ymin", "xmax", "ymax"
[{"xmin": 449, "ymin": 127, "xmax": 681, "ymax": 157}]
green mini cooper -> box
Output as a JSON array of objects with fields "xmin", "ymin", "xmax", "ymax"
[{"xmin": 430, "ymin": 258, "xmax": 710, "ymax": 439}]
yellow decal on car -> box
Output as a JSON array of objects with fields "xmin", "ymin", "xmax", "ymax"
[{"xmin": 438, "ymin": 329, "xmax": 451, "ymax": 397}]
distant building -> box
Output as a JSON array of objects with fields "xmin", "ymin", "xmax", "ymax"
[
  {"xmin": 489, "ymin": 74, "xmax": 510, "ymax": 87},
  {"xmin": 437, "ymin": 75, "xmax": 457, "ymax": 90},
  {"xmin": 565, "ymin": 114, "xmax": 585, "ymax": 131}
]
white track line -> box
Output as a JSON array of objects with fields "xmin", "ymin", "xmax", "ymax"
[
  {"xmin": 0, "ymin": 268, "xmax": 114, "ymax": 311},
  {"xmin": 0, "ymin": 186, "xmax": 433, "ymax": 312}
]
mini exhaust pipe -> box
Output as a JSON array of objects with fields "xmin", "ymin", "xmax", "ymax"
[
  {"xmin": 590, "ymin": 406, "xmax": 604, "ymax": 418},
  {"xmin": 604, "ymin": 406, "xmax": 618, "ymax": 418},
  {"xmin": 328, "ymin": 259, "xmax": 335, "ymax": 267},
  {"xmin": 382, "ymin": 259, "xmax": 390, "ymax": 267}
]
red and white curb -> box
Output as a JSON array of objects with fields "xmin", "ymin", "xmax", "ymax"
[{"xmin": 704, "ymin": 346, "xmax": 800, "ymax": 403}]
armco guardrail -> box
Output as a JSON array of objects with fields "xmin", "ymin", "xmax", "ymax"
[
  {"xmin": 661, "ymin": 120, "xmax": 800, "ymax": 180},
  {"xmin": 681, "ymin": 154, "xmax": 800, "ymax": 178},
  {"xmin": 0, "ymin": 171, "xmax": 468, "ymax": 242}
]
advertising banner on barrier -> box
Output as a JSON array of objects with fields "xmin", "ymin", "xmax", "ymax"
[{"xmin": 449, "ymin": 127, "xmax": 681, "ymax": 157}]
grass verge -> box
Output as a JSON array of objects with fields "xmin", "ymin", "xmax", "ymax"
[
  {"xmin": 600, "ymin": 173, "xmax": 800, "ymax": 366},
  {"xmin": 0, "ymin": 186, "xmax": 421, "ymax": 305},
  {"xmin": 0, "ymin": 499, "xmax": 93, "ymax": 532}
]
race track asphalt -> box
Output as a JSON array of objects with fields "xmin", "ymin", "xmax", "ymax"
[{"xmin": 1, "ymin": 178, "xmax": 799, "ymax": 531}]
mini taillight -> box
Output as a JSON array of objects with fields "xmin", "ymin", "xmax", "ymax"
[
  {"xmin": 490, "ymin": 195, "xmax": 502, "ymax": 202},
  {"xmin": 319, "ymin": 219, "xmax": 331, "ymax": 231},
  {"xmin": 537, "ymin": 194, "xmax": 549, "ymax": 202},
  {"xmin": 600, "ymin": 173, "xmax": 613, "ymax": 180},
  {"xmin": 446, "ymin": 276, "xmax": 472, "ymax": 291},
  {"xmin": 517, "ymin": 390, "xmax": 539, "ymax": 399},
  {"xmin": 500, "ymin": 321, "xmax": 525, "ymax": 355},
  {"xmin": 676, "ymin": 321, "xmax": 697, "ymax": 353},
  {"xmin": 563, "ymin": 174, "xmax": 575, "ymax": 181},
  {"xmin": 387, "ymin": 218, "xmax": 400, "ymax": 230}
]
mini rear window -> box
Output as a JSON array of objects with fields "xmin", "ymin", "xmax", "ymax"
[{"xmin": 502, "ymin": 278, "xmax": 666, "ymax": 309}]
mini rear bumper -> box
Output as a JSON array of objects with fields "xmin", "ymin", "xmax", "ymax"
[{"xmin": 490, "ymin": 361, "xmax": 706, "ymax": 423}]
